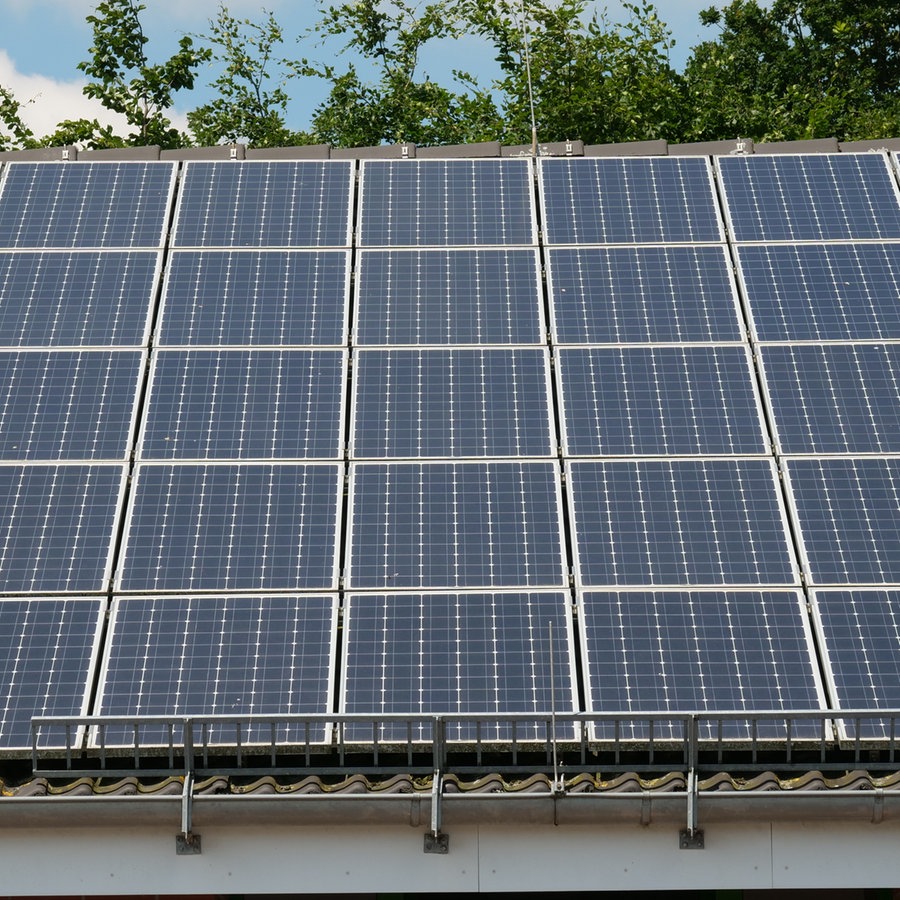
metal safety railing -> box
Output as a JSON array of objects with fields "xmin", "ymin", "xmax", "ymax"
[{"xmin": 26, "ymin": 709, "xmax": 900, "ymax": 779}]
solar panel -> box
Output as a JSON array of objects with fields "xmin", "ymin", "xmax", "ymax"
[
  {"xmin": 94, "ymin": 594, "xmax": 337, "ymax": 746},
  {"xmin": 0, "ymin": 251, "xmax": 160, "ymax": 348},
  {"xmin": 347, "ymin": 462, "xmax": 566, "ymax": 590},
  {"xmin": 358, "ymin": 159, "xmax": 536, "ymax": 247},
  {"xmin": 736, "ymin": 244, "xmax": 900, "ymax": 342},
  {"xmin": 717, "ymin": 153, "xmax": 900, "ymax": 242},
  {"xmin": 760, "ymin": 344, "xmax": 900, "ymax": 454},
  {"xmin": 547, "ymin": 246, "xmax": 742, "ymax": 344},
  {"xmin": 0, "ymin": 162, "xmax": 176, "ymax": 248},
  {"xmin": 0, "ymin": 597, "xmax": 104, "ymax": 750},
  {"xmin": 171, "ymin": 161, "xmax": 354, "ymax": 248},
  {"xmin": 812, "ymin": 588, "xmax": 900, "ymax": 738},
  {"xmin": 355, "ymin": 249, "xmax": 543, "ymax": 345},
  {"xmin": 341, "ymin": 591, "xmax": 576, "ymax": 742},
  {"xmin": 785, "ymin": 457, "xmax": 900, "ymax": 585},
  {"xmin": 118, "ymin": 463, "xmax": 341, "ymax": 592},
  {"xmin": 0, "ymin": 351, "xmax": 143, "ymax": 460},
  {"xmin": 0, "ymin": 464, "xmax": 125, "ymax": 593},
  {"xmin": 351, "ymin": 349, "xmax": 553, "ymax": 458},
  {"xmin": 557, "ymin": 346, "xmax": 766, "ymax": 456},
  {"xmin": 580, "ymin": 590, "xmax": 824, "ymax": 740},
  {"xmin": 157, "ymin": 250, "xmax": 349, "ymax": 347},
  {"xmin": 139, "ymin": 349, "xmax": 346, "ymax": 460},
  {"xmin": 568, "ymin": 459, "xmax": 798, "ymax": 587},
  {"xmin": 539, "ymin": 157, "xmax": 723, "ymax": 245}
]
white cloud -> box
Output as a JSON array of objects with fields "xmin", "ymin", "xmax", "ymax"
[
  {"xmin": 0, "ymin": 50, "xmax": 127, "ymax": 139},
  {"xmin": 0, "ymin": 50, "xmax": 189, "ymax": 144}
]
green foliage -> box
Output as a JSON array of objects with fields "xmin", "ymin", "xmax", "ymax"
[
  {"xmin": 6, "ymin": 0, "xmax": 900, "ymax": 152},
  {"xmin": 188, "ymin": 6, "xmax": 310, "ymax": 148},
  {"xmin": 460, "ymin": 0, "xmax": 684, "ymax": 145},
  {"xmin": 0, "ymin": 85, "xmax": 37, "ymax": 152},
  {"xmin": 684, "ymin": 0, "xmax": 900, "ymax": 142},
  {"xmin": 76, "ymin": 0, "xmax": 209, "ymax": 148},
  {"xmin": 301, "ymin": 0, "xmax": 500, "ymax": 147}
]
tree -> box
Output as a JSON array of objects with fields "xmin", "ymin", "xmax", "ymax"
[
  {"xmin": 683, "ymin": 0, "xmax": 900, "ymax": 142},
  {"xmin": 301, "ymin": 0, "xmax": 499, "ymax": 147},
  {"xmin": 188, "ymin": 6, "xmax": 309, "ymax": 148},
  {"xmin": 0, "ymin": 86, "xmax": 37, "ymax": 152},
  {"xmin": 74, "ymin": 0, "xmax": 209, "ymax": 148},
  {"xmin": 460, "ymin": 0, "xmax": 684, "ymax": 146}
]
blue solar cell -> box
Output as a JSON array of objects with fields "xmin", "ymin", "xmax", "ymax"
[
  {"xmin": 172, "ymin": 161, "xmax": 353, "ymax": 248},
  {"xmin": 557, "ymin": 346, "xmax": 766, "ymax": 456},
  {"xmin": 813, "ymin": 588, "xmax": 900, "ymax": 738},
  {"xmin": 119, "ymin": 463, "xmax": 341, "ymax": 592},
  {"xmin": 0, "ymin": 598, "xmax": 104, "ymax": 750},
  {"xmin": 95, "ymin": 595, "xmax": 337, "ymax": 746},
  {"xmin": 0, "ymin": 252, "xmax": 160, "ymax": 347},
  {"xmin": 761, "ymin": 344, "xmax": 900, "ymax": 454},
  {"xmin": 547, "ymin": 246, "xmax": 741, "ymax": 343},
  {"xmin": 140, "ymin": 350, "xmax": 345, "ymax": 460},
  {"xmin": 348, "ymin": 462, "xmax": 566, "ymax": 590},
  {"xmin": 736, "ymin": 244, "xmax": 900, "ymax": 341},
  {"xmin": 157, "ymin": 250, "xmax": 349, "ymax": 346},
  {"xmin": 341, "ymin": 592, "xmax": 576, "ymax": 742},
  {"xmin": 718, "ymin": 153, "xmax": 900, "ymax": 241},
  {"xmin": 786, "ymin": 458, "xmax": 900, "ymax": 585},
  {"xmin": 352, "ymin": 349, "xmax": 553, "ymax": 458},
  {"xmin": 569, "ymin": 460, "xmax": 797, "ymax": 587},
  {"xmin": 358, "ymin": 160, "xmax": 535, "ymax": 246},
  {"xmin": 0, "ymin": 351, "xmax": 143, "ymax": 460},
  {"xmin": 540, "ymin": 157, "xmax": 722, "ymax": 244},
  {"xmin": 0, "ymin": 162, "xmax": 175, "ymax": 248},
  {"xmin": 355, "ymin": 249, "xmax": 543, "ymax": 345},
  {"xmin": 0, "ymin": 464, "xmax": 125, "ymax": 593},
  {"xmin": 580, "ymin": 590, "xmax": 824, "ymax": 740}
]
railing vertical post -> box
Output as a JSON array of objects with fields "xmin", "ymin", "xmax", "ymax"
[{"xmin": 184, "ymin": 718, "xmax": 194, "ymax": 776}]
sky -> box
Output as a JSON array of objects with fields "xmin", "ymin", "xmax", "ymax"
[{"xmin": 0, "ymin": 0, "xmax": 717, "ymax": 141}]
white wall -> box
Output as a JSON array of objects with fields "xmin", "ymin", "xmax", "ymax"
[{"xmin": 2, "ymin": 818, "xmax": 899, "ymax": 894}]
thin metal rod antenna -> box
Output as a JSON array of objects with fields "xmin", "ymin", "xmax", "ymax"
[
  {"xmin": 549, "ymin": 619, "xmax": 560, "ymax": 790},
  {"xmin": 520, "ymin": 0, "xmax": 539, "ymax": 157}
]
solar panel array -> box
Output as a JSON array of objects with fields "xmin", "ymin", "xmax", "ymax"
[{"xmin": 1, "ymin": 150, "xmax": 899, "ymax": 752}]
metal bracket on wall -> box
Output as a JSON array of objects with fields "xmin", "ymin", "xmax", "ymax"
[
  {"xmin": 679, "ymin": 717, "xmax": 705, "ymax": 850},
  {"xmin": 176, "ymin": 771, "xmax": 202, "ymax": 854},
  {"xmin": 424, "ymin": 768, "xmax": 449, "ymax": 854},
  {"xmin": 176, "ymin": 723, "xmax": 201, "ymax": 855}
]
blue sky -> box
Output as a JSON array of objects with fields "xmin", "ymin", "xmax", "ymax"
[{"xmin": 0, "ymin": 0, "xmax": 717, "ymax": 140}]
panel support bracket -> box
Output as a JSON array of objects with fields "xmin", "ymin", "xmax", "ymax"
[
  {"xmin": 424, "ymin": 768, "xmax": 449, "ymax": 854},
  {"xmin": 176, "ymin": 722, "xmax": 201, "ymax": 855},
  {"xmin": 679, "ymin": 717, "xmax": 704, "ymax": 850},
  {"xmin": 425, "ymin": 722, "xmax": 449, "ymax": 854},
  {"xmin": 176, "ymin": 772, "xmax": 202, "ymax": 854}
]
